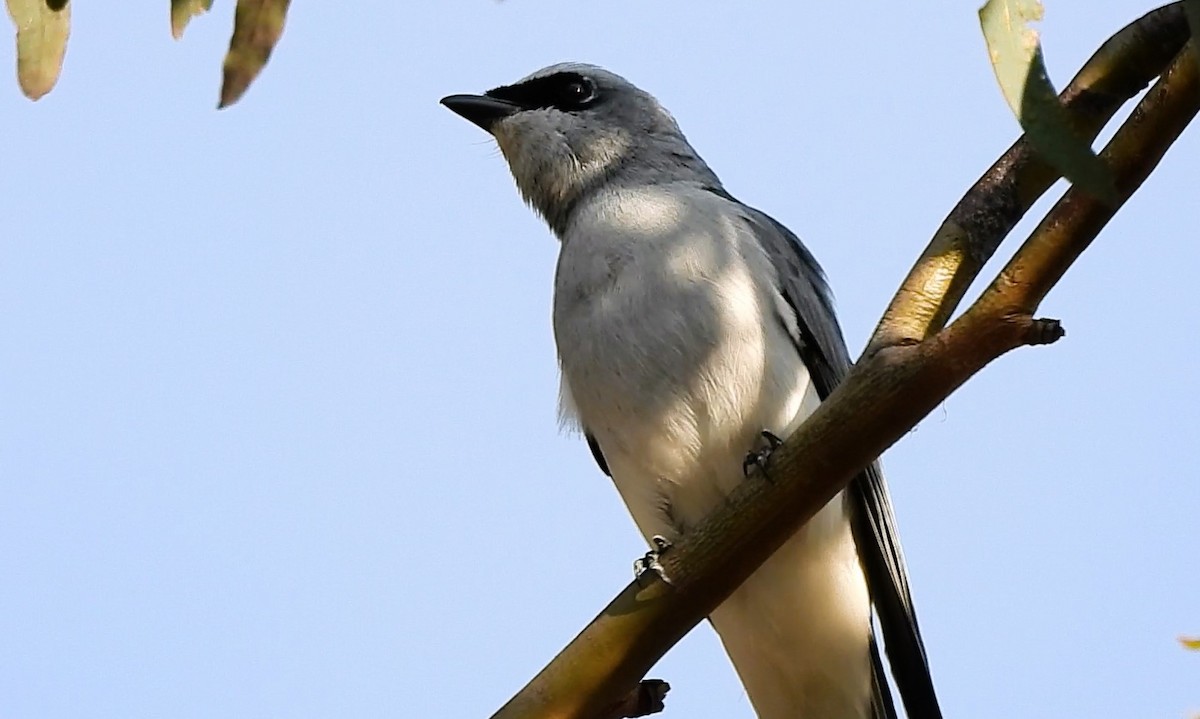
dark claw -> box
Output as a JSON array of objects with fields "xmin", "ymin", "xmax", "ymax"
[
  {"xmin": 742, "ymin": 429, "xmax": 784, "ymax": 478},
  {"xmin": 634, "ymin": 535, "xmax": 674, "ymax": 586},
  {"xmin": 609, "ymin": 679, "xmax": 671, "ymax": 718}
]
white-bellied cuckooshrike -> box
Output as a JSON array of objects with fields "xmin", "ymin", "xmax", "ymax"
[{"xmin": 442, "ymin": 63, "xmax": 941, "ymax": 719}]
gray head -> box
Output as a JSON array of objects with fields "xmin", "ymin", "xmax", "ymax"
[{"xmin": 441, "ymin": 63, "xmax": 722, "ymax": 235}]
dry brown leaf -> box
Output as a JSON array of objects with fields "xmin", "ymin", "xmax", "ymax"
[{"xmin": 219, "ymin": 0, "xmax": 290, "ymax": 108}]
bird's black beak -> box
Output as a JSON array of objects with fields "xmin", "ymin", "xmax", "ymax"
[{"xmin": 440, "ymin": 94, "xmax": 523, "ymax": 132}]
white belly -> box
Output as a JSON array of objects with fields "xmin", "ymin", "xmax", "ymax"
[{"xmin": 553, "ymin": 186, "xmax": 872, "ymax": 717}]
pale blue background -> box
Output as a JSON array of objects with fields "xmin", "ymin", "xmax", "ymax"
[{"xmin": 3, "ymin": 2, "xmax": 1197, "ymax": 717}]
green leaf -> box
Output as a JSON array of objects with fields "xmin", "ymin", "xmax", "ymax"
[
  {"xmin": 5, "ymin": 0, "xmax": 70, "ymax": 101},
  {"xmin": 171, "ymin": 0, "xmax": 213, "ymax": 40},
  {"xmin": 1185, "ymin": 0, "xmax": 1200, "ymax": 78},
  {"xmin": 218, "ymin": 0, "xmax": 291, "ymax": 109},
  {"xmin": 979, "ymin": 0, "xmax": 1118, "ymax": 204}
]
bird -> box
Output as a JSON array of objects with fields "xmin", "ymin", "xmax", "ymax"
[{"xmin": 441, "ymin": 63, "xmax": 941, "ymax": 719}]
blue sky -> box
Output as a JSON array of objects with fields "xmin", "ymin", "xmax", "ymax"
[{"xmin": 2, "ymin": 2, "xmax": 1197, "ymax": 717}]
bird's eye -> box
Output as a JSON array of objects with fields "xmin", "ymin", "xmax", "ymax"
[{"xmin": 560, "ymin": 78, "xmax": 596, "ymax": 108}]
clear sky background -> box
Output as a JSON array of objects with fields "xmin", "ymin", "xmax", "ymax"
[{"xmin": 2, "ymin": 2, "xmax": 1197, "ymax": 718}]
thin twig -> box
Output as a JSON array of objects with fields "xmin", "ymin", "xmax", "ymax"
[
  {"xmin": 866, "ymin": 3, "xmax": 1191, "ymax": 355},
  {"xmin": 979, "ymin": 42, "xmax": 1200, "ymax": 317}
]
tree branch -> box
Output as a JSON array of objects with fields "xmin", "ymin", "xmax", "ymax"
[
  {"xmin": 979, "ymin": 41, "xmax": 1199, "ymax": 317},
  {"xmin": 866, "ymin": 3, "xmax": 1191, "ymax": 355},
  {"xmin": 490, "ymin": 7, "xmax": 1197, "ymax": 719}
]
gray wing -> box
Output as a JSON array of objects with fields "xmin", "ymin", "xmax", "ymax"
[
  {"xmin": 586, "ymin": 432, "xmax": 611, "ymax": 477},
  {"xmin": 724, "ymin": 191, "xmax": 942, "ymax": 719}
]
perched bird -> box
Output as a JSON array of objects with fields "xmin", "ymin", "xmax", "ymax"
[{"xmin": 442, "ymin": 63, "xmax": 940, "ymax": 719}]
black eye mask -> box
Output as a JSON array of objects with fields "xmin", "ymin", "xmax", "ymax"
[{"xmin": 486, "ymin": 72, "xmax": 599, "ymax": 113}]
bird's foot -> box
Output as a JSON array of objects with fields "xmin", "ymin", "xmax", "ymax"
[
  {"xmin": 633, "ymin": 535, "xmax": 674, "ymax": 586},
  {"xmin": 742, "ymin": 429, "xmax": 783, "ymax": 479},
  {"xmin": 609, "ymin": 679, "xmax": 671, "ymax": 718}
]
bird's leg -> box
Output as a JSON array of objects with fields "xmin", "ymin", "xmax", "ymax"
[
  {"xmin": 742, "ymin": 429, "xmax": 784, "ymax": 478},
  {"xmin": 634, "ymin": 535, "xmax": 674, "ymax": 586}
]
